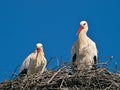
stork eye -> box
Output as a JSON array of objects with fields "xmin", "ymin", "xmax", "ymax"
[
  {"xmin": 41, "ymin": 46, "xmax": 43, "ymax": 48},
  {"xmin": 83, "ymin": 23, "xmax": 86, "ymax": 25}
]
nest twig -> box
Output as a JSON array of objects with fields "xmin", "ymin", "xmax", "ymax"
[{"xmin": 0, "ymin": 57, "xmax": 120, "ymax": 90}]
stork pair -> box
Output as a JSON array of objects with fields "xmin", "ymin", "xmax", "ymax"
[{"xmin": 19, "ymin": 20, "xmax": 98, "ymax": 75}]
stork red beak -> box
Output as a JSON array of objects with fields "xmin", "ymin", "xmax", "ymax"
[
  {"xmin": 76, "ymin": 25, "xmax": 84, "ymax": 35},
  {"xmin": 36, "ymin": 48, "xmax": 41, "ymax": 58},
  {"xmin": 37, "ymin": 48, "xmax": 40, "ymax": 54}
]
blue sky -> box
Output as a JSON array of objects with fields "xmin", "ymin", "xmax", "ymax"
[{"xmin": 0, "ymin": 0, "xmax": 120, "ymax": 82}]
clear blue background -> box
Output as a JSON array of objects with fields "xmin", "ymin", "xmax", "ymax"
[{"xmin": 0, "ymin": 0, "xmax": 120, "ymax": 82}]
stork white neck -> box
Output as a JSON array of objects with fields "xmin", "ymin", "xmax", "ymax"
[
  {"xmin": 77, "ymin": 21, "xmax": 89, "ymax": 49},
  {"xmin": 35, "ymin": 48, "xmax": 45, "ymax": 67},
  {"xmin": 78, "ymin": 30, "xmax": 88, "ymax": 49},
  {"xmin": 36, "ymin": 48, "xmax": 44, "ymax": 59},
  {"xmin": 79, "ymin": 27, "xmax": 88, "ymax": 39}
]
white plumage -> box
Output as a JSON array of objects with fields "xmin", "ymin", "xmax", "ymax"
[
  {"xmin": 71, "ymin": 21, "xmax": 98, "ymax": 70},
  {"xmin": 19, "ymin": 43, "xmax": 47, "ymax": 75}
]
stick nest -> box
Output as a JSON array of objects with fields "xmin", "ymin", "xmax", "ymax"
[{"xmin": 0, "ymin": 62, "xmax": 120, "ymax": 90}]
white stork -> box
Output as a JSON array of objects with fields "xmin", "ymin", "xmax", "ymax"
[
  {"xmin": 71, "ymin": 21, "xmax": 98, "ymax": 70},
  {"xmin": 19, "ymin": 43, "xmax": 47, "ymax": 75}
]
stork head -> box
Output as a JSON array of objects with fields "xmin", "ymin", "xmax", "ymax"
[
  {"xmin": 76, "ymin": 21, "xmax": 88, "ymax": 35},
  {"xmin": 36, "ymin": 43, "xmax": 43, "ymax": 54}
]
